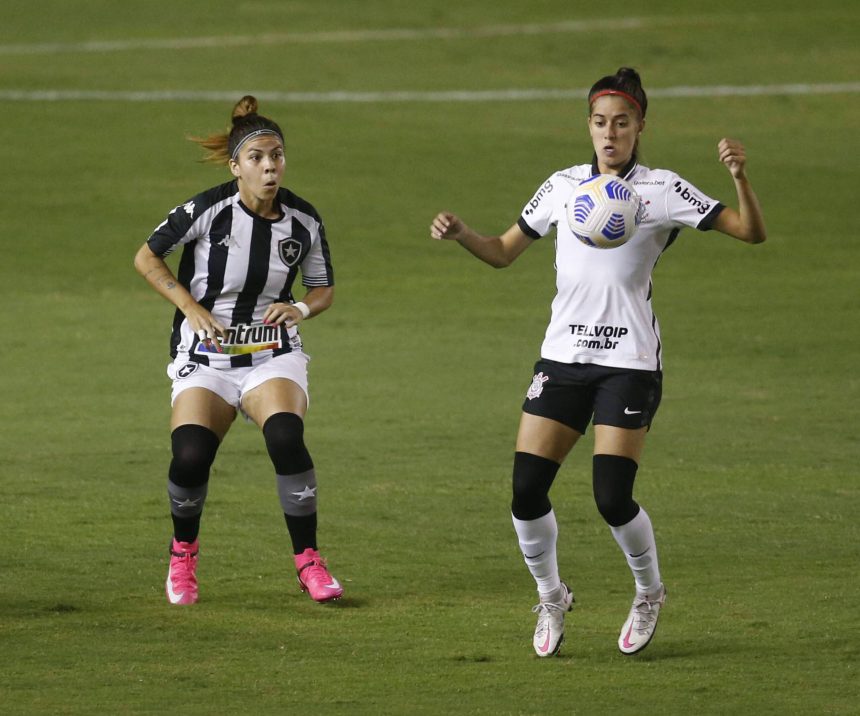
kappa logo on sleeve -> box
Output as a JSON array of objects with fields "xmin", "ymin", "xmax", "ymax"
[{"xmin": 168, "ymin": 200, "xmax": 196, "ymax": 220}]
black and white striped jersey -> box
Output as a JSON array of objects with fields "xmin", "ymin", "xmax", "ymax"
[
  {"xmin": 146, "ymin": 180, "xmax": 334, "ymax": 368},
  {"xmin": 518, "ymin": 157, "xmax": 724, "ymax": 372}
]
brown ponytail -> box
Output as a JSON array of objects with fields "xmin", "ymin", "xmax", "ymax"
[{"xmin": 189, "ymin": 95, "xmax": 284, "ymax": 165}]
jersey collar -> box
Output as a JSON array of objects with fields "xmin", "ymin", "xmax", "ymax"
[{"xmin": 590, "ymin": 153, "xmax": 638, "ymax": 181}]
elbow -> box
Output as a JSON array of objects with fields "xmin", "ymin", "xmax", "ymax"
[
  {"xmin": 488, "ymin": 254, "xmax": 513, "ymax": 269},
  {"xmin": 747, "ymin": 229, "xmax": 767, "ymax": 245},
  {"xmin": 133, "ymin": 244, "xmax": 153, "ymax": 276}
]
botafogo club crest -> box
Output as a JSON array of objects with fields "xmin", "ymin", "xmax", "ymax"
[{"xmin": 278, "ymin": 238, "xmax": 303, "ymax": 267}]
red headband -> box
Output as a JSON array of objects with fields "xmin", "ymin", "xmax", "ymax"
[{"xmin": 589, "ymin": 89, "xmax": 643, "ymax": 116}]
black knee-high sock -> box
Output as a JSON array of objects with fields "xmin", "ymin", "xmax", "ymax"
[{"xmin": 264, "ymin": 412, "xmax": 319, "ymax": 555}]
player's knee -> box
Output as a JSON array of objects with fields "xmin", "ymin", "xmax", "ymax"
[
  {"xmin": 511, "ymin": 451, "xmax": 561, "ymax": 521},
  {"xmin": 263, "ymin": 412, "xmax": 313, "ymax": 475},
  {"xmin": 169, "ymin": 424, "xmax": 220, "ymax": 488},
  {"xmin": 592, "ymin": 454, "xmax": 640, "ymax": 527}
]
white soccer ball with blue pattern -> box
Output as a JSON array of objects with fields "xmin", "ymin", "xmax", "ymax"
[{"xmin": 566, "ymin": 174, "xmax": 643, "ymax": 249}]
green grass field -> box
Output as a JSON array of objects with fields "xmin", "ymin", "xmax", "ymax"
[{"xmin": 2, "ymin": 2, "xmax": 858, "ymax": 714}]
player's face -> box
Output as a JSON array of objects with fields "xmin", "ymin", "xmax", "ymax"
[
  {"xmin": 588, "ymin": 96, "xmax": 644, "ymax": 174},
  {"xmin": 230, "ymin": 136, "xmax": 286, "ymax": 210}
]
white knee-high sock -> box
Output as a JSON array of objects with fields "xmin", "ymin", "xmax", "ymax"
[
  {"xmin": 610, "ymin": 507, "xmax": 662, "ymax": 596},
  {"xmin": 512, "ymin": 510, "xmax": 561, "ymax": 598}
]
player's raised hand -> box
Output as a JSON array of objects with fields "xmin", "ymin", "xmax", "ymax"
[
  {"xmin": 718, "ymin": 138, "xmax": 748, "ymax": 179},
  {"xmin": 430, "ymin": 212, "xmax": 467, "ymax": 241}
]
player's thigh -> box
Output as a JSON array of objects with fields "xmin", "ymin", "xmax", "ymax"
[
  {"xmin": 241, "ymin": 378, "xmax": 308, "ymax": 428},
  {"xmin": 593, "ymin": 424, "xmax": 648, "ymax": 463},
  {"xmin": 516, "ymin": 412, "xmax": 582, "ymax": 463},
  {"xmin": 171, "ymin": 387, "xmax": 237, "ymax": 440}
]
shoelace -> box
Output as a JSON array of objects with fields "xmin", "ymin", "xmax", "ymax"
[
  {"xmin": 532, "ymin": 601, "xmax": 568, "ymax": 616},
  {"xmin": 170, "ymin": 552, "xmax": 197, "ymax": 589},
  {"xmin": 531, "ymin": 601, "xmax": 568, "ymax": 641},
  {"xmin": 630, "ymin": 596, "xmax": 660, "ymax": 633},
  {"xmin": 299, "ymin": 558, "xmax": 330, "ymax": 585}
]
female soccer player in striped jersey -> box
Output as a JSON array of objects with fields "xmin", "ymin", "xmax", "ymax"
[
  {"xmin": 134, "ymin": 96, "xmax": 343, "ymax": 605},
  {"xmin": 431, "ymin": 68, "xmax": 766, "ymax": 656}
]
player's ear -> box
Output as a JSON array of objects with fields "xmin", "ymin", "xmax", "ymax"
[
  {"xmin": 229, "ymin": 159, "xmax": 241, "ymax": 178},
  {"xmin": 638, "ymin": 118, "xmax": 646, "ymax": 135}
]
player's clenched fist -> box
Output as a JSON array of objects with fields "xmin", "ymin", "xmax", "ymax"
[
  {"xmin": 718, "ymin": 138, "xmax": 747, "ymax": 179},
  {"xmin": 430, "ymin": 212, "xmax": 466, "ymax": 241}
]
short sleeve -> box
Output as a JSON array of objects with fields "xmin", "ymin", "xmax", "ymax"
[
  {"xmin": 300, "ymin": 221, "xmax": 334, "ymax": 287},
  {"xmin": 146, "ymin": 197, "xmax": 203, "ymax": 257},
  {"xmin": 519, "ymin": 174, "xmax": 563, "ymax": 239},
  {"xmin": 665, "ymin": 174, "xmax": 724, "ymax": 231}
]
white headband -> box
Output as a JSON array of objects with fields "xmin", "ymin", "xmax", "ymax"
[{"xmin": 230, "ymin": 129, "xmax": 282, "ymax": 161}]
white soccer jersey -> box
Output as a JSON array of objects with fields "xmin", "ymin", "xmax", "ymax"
[
  {"xmin": 518, "ymin": 157, "xmax": 724, "ymax": 371},
  {"xmin": 147, "ymin": 181, "xmax": 334, "ymax": 368}
]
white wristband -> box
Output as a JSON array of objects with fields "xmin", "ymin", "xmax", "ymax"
[{"xmin": 294, "ymin": 301, "xmax": 311, "ymax": 319}]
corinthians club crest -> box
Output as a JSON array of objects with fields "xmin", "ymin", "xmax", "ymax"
[
  {"xmin": 526, "ymin": 372, "xmax": 549, "ymax": 400},
  {"xmin": 278, "ymin": 238, "xmax": 302, "ymax": 267}
]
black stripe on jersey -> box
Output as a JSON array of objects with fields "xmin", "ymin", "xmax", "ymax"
[
  {"xmin": 517, "ymin": 216, "xmax": 542, "ymax": 240},
  {"xmin": 663, "ymin": 226, "xmax": 682, "ymax": 253},
  {"xmin": 228, "ymin": 216, "xmax": 273, "ymax": 368},
  {"xmin": 275, "ymin": 217, "xmax": 308, "ymax": 304},
  {"xmin": 277, "ymin": 187, "xmax": 321, "ymax": 224},
  {"xmin": 231, "ymin": 217, "xmax": 272, "ymax": 325},
  {"xmin": 199, "ymin": 205, "xmax": 234, "ymax": 313},
  {"xmin": 170, "ymin": 240, "xmax": 202, "ymax": 360},
  {"xmin": 652, "ymin": 311, "xmax": 663, "ymax": 371},
  {"xmin": 697, "ymin": 202, "xmax": 725, "ymax": 231}
]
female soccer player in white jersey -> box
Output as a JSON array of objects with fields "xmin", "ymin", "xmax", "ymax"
[
  {"xmin": 430, "ymin": 68, "xmax": 766, "ymax": 656},
  {"xmin": 134, "ymin": 96, "xmax": 343, "ymax": 605}
]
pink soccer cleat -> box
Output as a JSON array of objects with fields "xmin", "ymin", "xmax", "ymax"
[
  {"xmin": 166, "ymin": 538, "xmax": 199, "ymax": 605},
  {"xmin": 295, "ymin": 548, "xmax": 343, "ymax": 603}
]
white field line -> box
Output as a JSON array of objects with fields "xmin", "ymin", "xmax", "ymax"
[
  {"xmin": 1, "ymin": 83, "xmax": 859, "ymax": 104},
  {"xmin": 0, "ymin": 18, "xmax": 675, "ymax": 55}
]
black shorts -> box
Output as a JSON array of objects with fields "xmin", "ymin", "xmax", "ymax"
[{"xmin": 521, "ymin": 358, "xmax": 662, "ymax": 434}]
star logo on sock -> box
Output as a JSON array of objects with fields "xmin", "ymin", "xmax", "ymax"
[
  {"xmin": 291, "ymin": 486, "xmax": 317, "ymax": 501},
  {"xmin": 172, "ymin": 497, "xmax": 200, "ymax": 508}
]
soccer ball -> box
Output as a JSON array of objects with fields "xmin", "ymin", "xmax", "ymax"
[{"xmin": 566, "ymin": 174, "xmax": 643, "ymax": 249}]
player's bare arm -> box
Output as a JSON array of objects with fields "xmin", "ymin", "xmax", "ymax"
[
  {"xmin": 430, "ymin": 212, "xmax": 533, "ymax": 268},
  {"xmin": 263, "ymin": 286, "xmax": 334, "ymax": 328},
  {"xmin": 712, "ymin": 138, "xmax": 767, "ymax": 244},
  {"xmin": 134, "ymin": 242, "xmax": 226, "ymax": 349}
]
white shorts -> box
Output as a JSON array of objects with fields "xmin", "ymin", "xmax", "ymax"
[{"xmin": 167, "ymin": 351, "xmax": 310, "ymax": 411}]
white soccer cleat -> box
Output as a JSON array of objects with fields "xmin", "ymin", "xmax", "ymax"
[
  {"xmin": 618, "ymin": 583, "xmax": 666, "ymax": 655},
  {"xmin": 532, "ymin": 582, "xmax": 574, "ymax": 657}
]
